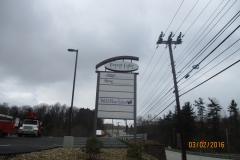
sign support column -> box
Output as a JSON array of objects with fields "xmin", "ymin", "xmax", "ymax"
[
  {"xmin": 93, "ymin": 72, "xmax": 100, "ymax": 137},
  {"xmin": 134, "ymin": 73, "xmax": 137, "ymax": 145}
]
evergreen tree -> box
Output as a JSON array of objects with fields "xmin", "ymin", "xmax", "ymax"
[
  {"xmin": 193, "ymin": 97, "xmax": 205, "ymax": 122},
  {"xmin": 207, "ymin": 98, "xmax": 222, "ymax": 141},
  {"xmin": 181, "ymin": 102, "xmax": 196, "ymax": 148},
  {"xmin": 227, "ymin": 100, "xmax": 239, "ymax": 138},
  {"xmin": 193, "ymin": 98, "xmax": 205, "ymax": 138}
]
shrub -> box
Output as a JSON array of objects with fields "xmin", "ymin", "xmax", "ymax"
[
  {"xmin": 83, "ymin": 136, "xmax": 104, "ymax": 159},
  {"xmin": 127, "ymin": 144, "xmax": 142, "ymax": 160}
]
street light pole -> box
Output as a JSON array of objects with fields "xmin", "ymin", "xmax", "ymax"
[{"xmin": 68, "ymin": 49, "xmax": 78, "ymax": 136}]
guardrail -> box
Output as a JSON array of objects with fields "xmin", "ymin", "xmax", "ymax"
[
  {"xmin": 116, "ymin": 134, "xmax": 147, "ymax": 148},
  {"xmin": 116, "ymin": 134, "xmax": 146, "ymax": 140}
]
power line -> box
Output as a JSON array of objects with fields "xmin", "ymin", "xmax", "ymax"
[
  {"xmin": 137, "ymin": 69, "xmax": 172, "ymax": 115},
  {"xmin": 137, "ymin": 47, "xmax": 158, "ymax": 86},
  {"xmin": 137, "ymin": 55, "xmax": 169, "ymax": 100},
  {"xmin": 176, "ymin": 0, "xmax": 232, "ymax": 70},
  {"xmin": 178, "ymin": 39, "xmax": 240, "ymax": 88},
  {"xmin": 149, "ymin": 100, "xmax": 176, "ymax": 121},
  {"xmin": 177, "ymin": 24, "xmax": 239, "ymax": 83},
  {"xmin": 138, "ymin": 79, "xmax": 173, "ymax": 116},
  {"xmin": 149, "ymin": 58, "xmax": 240, "ymax": 121},
  {"xmin": 177, "ymin": 1, "xmax": 238, "ymax": 77},
  {"xmin": 175, "ymin": 0, "xmax": 200, "ymax": 35},
  {"xmin": 179, "ymin": 59, "xmax": 240, "ymax": 97},
  {"xmin": 182, "ymin": 0, "xmax": 213, "ymax": 37},
  {"xmin": 164, "ymin": 0, "xmax": 184, "ymax": 36},
  {"xmin": 142, "ymin": 93, "xmax": 175, "ymax": 119},
  {"xmin": 137, "ymin": 48, "xmax": 166, "ymax": 95},
  {"xmin": 175, "ymin": 0, "xmax": 225, "ymax": 66},
  {"xmin": 179, "ymin": 48, "xmax": 240, "ymax": 92},
  {"xmin": 138, "ymin": 73, "xmax": 172, "ymax": 115},
  {"xmin": 198, "ymin": 25, "xmax": 239, "ymax": 65}
]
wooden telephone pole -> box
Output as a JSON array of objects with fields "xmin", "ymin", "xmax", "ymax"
[{"xmin": 157, "ymin": 31, "xmax": 187, "ymax": 160}]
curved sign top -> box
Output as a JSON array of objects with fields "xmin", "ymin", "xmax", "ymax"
[{"xmin": 105, "ymin": 61, "xmax": 139, "ymax": 72}]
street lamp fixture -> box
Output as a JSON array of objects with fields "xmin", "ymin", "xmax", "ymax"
[
  {"xmin": 68, "ymin": 49, "xmax": 77, "ymax": 52},
  {"xmin": 68, "ymin": 49, "xmax": 78, "ymax": 136}
]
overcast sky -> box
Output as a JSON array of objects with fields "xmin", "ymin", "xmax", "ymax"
[{"xmin": 0, "ymin": 0, "xmax": 239, "ymax": 125}]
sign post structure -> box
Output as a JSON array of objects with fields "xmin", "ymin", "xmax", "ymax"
[{"xmin": 94, "ymin": 56, "xmax": 139, "ymax": 145}]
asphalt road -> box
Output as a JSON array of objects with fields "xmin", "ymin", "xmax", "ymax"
[
  {"xmin": 0, "ymin": 135, "xmax": 126, "ymax": 155},
  {"xmin": 166, "ymin": 150, "xmax": 232, "ymax": 160}
]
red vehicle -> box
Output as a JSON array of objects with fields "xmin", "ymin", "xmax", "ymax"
[
  {"xmin": 18, "ymin": 109, "xmax": 43, "ymax": 137},
  {"xmin": 0, "ymin": 114, "xmax": 20, "ymax": 137}
]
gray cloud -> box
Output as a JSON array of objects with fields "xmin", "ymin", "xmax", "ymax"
[{"xmin": 0, "ymin": 0, "xmax": 239, "ymax": 123}]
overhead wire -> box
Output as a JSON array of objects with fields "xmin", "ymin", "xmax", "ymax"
[
  {"xmin": 182, "ymin": 0, "xmax": 213, "ymax": 37},
  {"xmin": 138, "ymin": 0, "xmax": 207, "ymax": 117},
  {"xmin": 141, "ymin": 92, "xmax": 175, "ymax": 119},
  {"xmin": 188, "ymin": 12, "xmax": 239, "ymax": 68},
  {"xmin": 138, "ymin": 74, "xmax": 174, "ymax": 114},
  {"xmin": 178, "ymin": 39, "xmax": 240, "ymax": 89},
  {"xmin": 137, "ymin": 55, "xmax": 169, "ymax": 100},
  {"xmin": 138, "ymin": 77, "xmax": 173, "ymax": 116},
  {"xmin": 178, "ymin": 1, "xmax": 239, "ymax": 77},
  {"xmin": 137, "ymin": 48, "xmax": 166, "ymax": 96},
  {"xmin": 137, "ymin": 46, "xmax": 159, "ymax": 86},
  {"xmin": 197, "ymin": 25, "xmax": 239, "ymax": 65},
  {"xmin": 174, "ymin": 0, "xmax": 200, "ymax": 35},
  {"xmin": 137, "ymin": 68, "xmax": 172, "ymax": 115},
  {"xmin": 149, "ymin": 100, "xmax": 176, "ymax": 121},
  {"xmin": 179, "ymin": 59, "xmax": 240, "ymax": 97},
  {"xmin": 141, "ymin": 0, "xmax": 238, "ymax": 121},
  {"xmin": 146, "ymin": 94, "xmax": 176, "ymax": 119},
  {"xmin": 164, "ymin": 0, "xmax": 185, "ymax": 36},
  {"xmin": 177, "ymin": 24, "xmax": 240, "ymax": 84},
  {"xmin": 149, "ymin": 58, "xmax": 240, "ymax": 121},
  {"xmin": 137, "ymin": 65, "xmax": 171, "ymax": 105},
  {"xmin": 176, "ymin": 0, "xmax": 232, "ymax": 69},
  {"xmin": 175, "ymin": 0, "xmax": 225, "ymax": 65},
  {"xmin": 179, "ymin": 48, "xmax": 240, "ymax": 92}
]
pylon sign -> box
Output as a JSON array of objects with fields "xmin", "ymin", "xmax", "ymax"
[
  {"xmin": 94, "ymin": 56, "xmax": 139, "ymax": 120},
  {"xmin": 97, "ymin": 72, "xmax": 135, "ymax": 119}
]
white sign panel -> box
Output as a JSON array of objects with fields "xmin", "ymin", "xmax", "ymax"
[
  {"xmin": 99, "ymin": 91, "xmax": 134, "ymax": 99},
  {"xmin": 98, "ymin": 105, "xmax": 134, "ymax": 112},
  {"xmin": 97, "ymin": 72, "xmax": 136, "ymax": 119},
  {"xmin": 98, "ymin": 111, "xmax": 134, "ymax": 119},
  {"xmin": 100, "ymin": 79, "xmax": 134, "ymax": 86},
  {"xmin": 100, "ymin": 72, "xmax": 134, "ymax": 79},
  {"xmin": 98, "ymin": 98, "xmax": 134, "ymax": 105},
  {"xmin": 100, "ymin": 85, "xmax": 134, "ymax": 92},
  {"xmin": 105, "ymin": 61, "xmax": 139, "ymax": 72}
]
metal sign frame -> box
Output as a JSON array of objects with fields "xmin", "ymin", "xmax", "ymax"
[{"xmin": 94, "ymin": 56, "xmax": 139, "ymax": 145}]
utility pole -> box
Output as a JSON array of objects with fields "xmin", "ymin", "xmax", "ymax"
[
  {"xmin": 117, "ymin": 122, "xmax": 121, "ymax": 137},
  {"xmin": 157, "ymin": 31, "xmax": 187, "ymax": 160},
  {"xmin": 226, "ymin": 129, "xmax": 230, "ymax": 155},
  {"xmin": 112, "ymin": 119, "xmax": 113, "ymax": 137}
]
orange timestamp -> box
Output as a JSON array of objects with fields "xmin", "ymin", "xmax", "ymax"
[{"xmin": 188, "ymin": 141, "xmax": 224, "ymax": 148}]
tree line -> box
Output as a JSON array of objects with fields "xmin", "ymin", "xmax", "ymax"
[
  {"xmin": 137, "ymin": 97, "xmax": 240, "ymax": 153},
  {"xmin": 0, "ymin": 102, "xmax": 104, "ymax": 137}
]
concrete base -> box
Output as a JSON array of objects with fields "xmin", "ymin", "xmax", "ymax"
[{"xmin": 63, "ymin": 136, "xmax": 74, "ymax": 148}]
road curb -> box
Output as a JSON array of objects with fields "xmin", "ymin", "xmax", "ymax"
[{"xmin": 165, "ymin": 148, "xmax": 240, "ymax": 160}]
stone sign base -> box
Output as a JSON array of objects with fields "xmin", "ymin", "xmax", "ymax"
[{"xmin": 63, "ymin": 136, "xmax": 74, "ymax": 148}]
